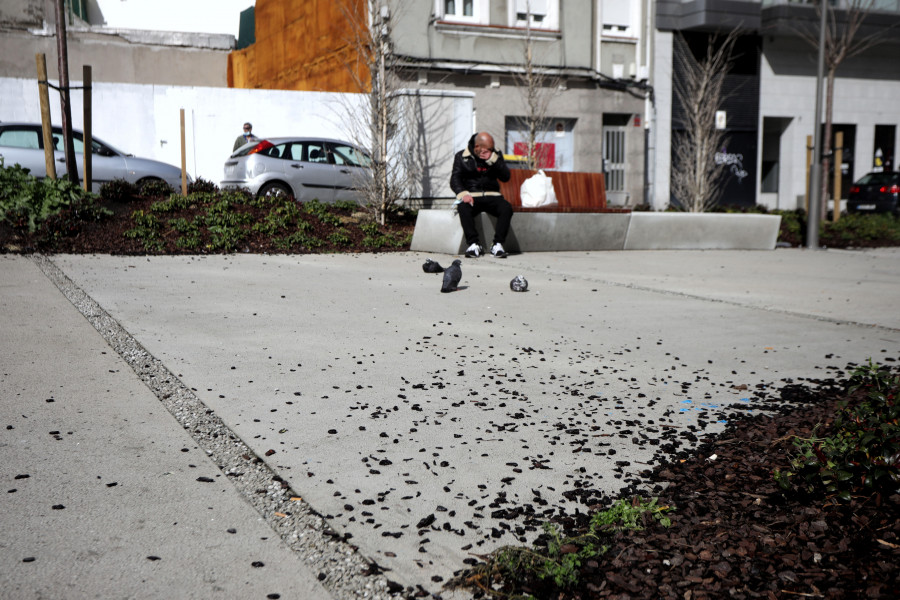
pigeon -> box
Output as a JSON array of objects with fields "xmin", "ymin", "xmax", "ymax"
[
  {"xmin": 441, "ymin": 259, "xmax": 462, "ymax": 293},
  {"xmin": 422, "ymin": 258, "xmax": 444, "ymax": 273},
  {"xmin": 510, "ymin": 275, "xmax": 528, "ymax": 292}
]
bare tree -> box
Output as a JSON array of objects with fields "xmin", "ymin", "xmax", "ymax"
[
  {"xmin": 336, "ymin": 0, "xmax": 419, "ymax": 225},
  {"xmin": 512, "ymin": 1, "xmax": 562, "ymax": 171},
  {"xmin": 794, "ymin": 0, "xmax": 896, "ymax": 208},
  {"xmin": 670, "ymin": 30, "xmax": 739, "ymax": 212}
]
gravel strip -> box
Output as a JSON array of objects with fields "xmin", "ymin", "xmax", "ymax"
[{"xmin": 32, "ymin": 254, "xmax": 410, "ymax": 600}]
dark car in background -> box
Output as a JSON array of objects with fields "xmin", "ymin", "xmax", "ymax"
[
  {"xmin": 847, "ymin": 171, "xmax": 900, "ymax": 215},
  {"xmin": 222, "ymin": 137, "xmax": 372, "ymax": 203},
  {"xmin": 0, "ymin": 122, "xmax": 186, "ymax": 191}
]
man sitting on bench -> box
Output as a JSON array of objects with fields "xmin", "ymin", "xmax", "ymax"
[{"xmin": 450, "ymin": 132, "xmax": 512, "ymax": 258}]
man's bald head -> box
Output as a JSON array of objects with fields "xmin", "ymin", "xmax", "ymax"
[{"xmin": 473, "ymin": 132, "xmax": 495, "ymax": 160}]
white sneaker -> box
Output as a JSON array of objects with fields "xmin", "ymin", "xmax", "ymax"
[
  {"xmin": 465, "ymin": 243, "xmax": 483, "ymax": 258},
  {"xmin": 491, "ymin": 243, "xmax": 508, "ymax": 258}
]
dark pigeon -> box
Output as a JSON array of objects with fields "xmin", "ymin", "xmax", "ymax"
[
  {"xmin": 510, "ymin": 275, "xmax": 528, "ymax": 292},
  {"xmin": 441, "ymin": 260, "xmax": 462, "ymax": 293},
  {"xmin": 422, "ymin": 259, "xmax": 444, "ymax": 273}
]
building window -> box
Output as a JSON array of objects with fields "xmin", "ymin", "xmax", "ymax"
[
  {"xmin": 601, "ymin": 0, "xmax": 635, "ymax": 38},
  {"xmin": 439, "ymin": 0, "xmax": 488, "ymax": 24},
  {"xmin": 510, "ymin": 0, "xmax": 559, "ymax": 29}
]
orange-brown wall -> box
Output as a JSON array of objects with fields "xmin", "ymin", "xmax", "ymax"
[{"xmin": 228, "ymin": 0, "xmax": 370, "ymax": 92}]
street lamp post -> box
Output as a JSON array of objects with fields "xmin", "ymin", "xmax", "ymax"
[{"xmin": 806, "ymin": 0, "xmax": 828, "ymax": 249}]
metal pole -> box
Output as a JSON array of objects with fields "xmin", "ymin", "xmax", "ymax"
[
  {"xmin": 806, "ymin": 0, "xmax": 828, "ymax": 249},
  {"xmin": 833, "ymin": 130, "xmax": 843, "ymax": 222},
  {"xmin": 180, "ymin": 109, "xmax": 187, "ymax": 196},
  {"xmin": 54, "ymin": 0, "xmax": 78, "ymax": 184}
]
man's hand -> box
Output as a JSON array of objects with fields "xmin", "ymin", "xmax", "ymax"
[{"xmin": 462, "ymin": 194, "xmax": 475, "ymax": 206}]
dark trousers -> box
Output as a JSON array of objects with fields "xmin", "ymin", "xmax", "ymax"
[{"xmin": 457, "ymin": 195, "xmax": 513, "ymax": 246}]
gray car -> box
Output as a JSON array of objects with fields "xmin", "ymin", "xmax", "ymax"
[
  {"xmin": 222, "ymin": 137, "xmax": 372, "ymax": 203},
  {"xmin": 0, "ymin": 122, "xmax": 186, "ymax": 191}
]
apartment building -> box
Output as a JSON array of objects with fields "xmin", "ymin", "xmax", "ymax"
[
  {"xmin": 229, "ymin": 0, "xmax": 654, "ymax": 205},
  {"xmin": 653, "ymin": 0, "xmax": 900, "ymax": 210}
]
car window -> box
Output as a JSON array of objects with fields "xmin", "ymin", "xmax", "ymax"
[
  {"xmin": 856, "ymin": 173, "xmax": 893, "ymax": 186},
  {"xmin": 330, "ymin": 144, "xmax": 371, "ymax": 167},
  {"xmin": 0, "ymin": 128, "xmax": 40, "ymax": 149},
  {"xmin": 260, "ymin": 143, "xmax": 286, "ymax": 159},
  {"xmin": 50, "ymin": 131, "xmax": 117, "ymax": 156},
  {"xmin": 286, "ymin": 143, "xmax": 305, "ymax": 161},
  {"xmin": 306, "ymin": 142, "xmax": 329, "ymax": 164}
]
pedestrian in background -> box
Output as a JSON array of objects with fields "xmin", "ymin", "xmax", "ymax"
[{"xmin": 233, "ymin": 122, "xmax": 259, "ymax": 152}]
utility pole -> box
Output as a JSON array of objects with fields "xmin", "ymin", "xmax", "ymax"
[
  {"xmin": 54, "ymin": 0, "xmax": 78, "ymax": 184},
  {"xmin": 806, "ymin": 0, "xmax": 828, "ymax": 249}
]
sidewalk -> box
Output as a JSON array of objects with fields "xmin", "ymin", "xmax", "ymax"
[
  {"xmin": 2, "ymin": 248, "xmax": 898, "ymax": 599},
  {"xmin": 1, "ymin": 256, "xmax": 332, "ymax": 600}
]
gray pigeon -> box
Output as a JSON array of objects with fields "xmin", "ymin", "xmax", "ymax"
[
  {"xmin": 422, "ymin": 258, "xmax": 444, "ymax": 273},
  {"xmin": 510, "ymin": 275, "xmax": 528, "ymax": 292},
  {"xmin": 441, "ymin": 259, "xmax": 462, "ymax": 293}
]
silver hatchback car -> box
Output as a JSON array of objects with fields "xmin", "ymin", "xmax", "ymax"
[
  {"xmin": 222, "ymin": 137, "xmax": 373, "ymax": 203},
  {"xmin": 0, "ymin": 122, "xmax": 186, "ymax": 191}
]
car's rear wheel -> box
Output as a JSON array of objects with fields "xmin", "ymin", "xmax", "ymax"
[{"xmin": 259, "ymin": 182, "xmax": 293, "ymax": 200}]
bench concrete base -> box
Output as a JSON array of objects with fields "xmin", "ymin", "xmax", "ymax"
[{"xmin": 410, "ymin": 210, "xmax": 782, "ymax": 253}]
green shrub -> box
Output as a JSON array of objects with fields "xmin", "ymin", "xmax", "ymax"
[
  {"xmin": 461, "ymin": 497, "xmax": 672, "ymax": 592},
  {"xmin": 0, "ymin": 160, "xmax": 98, "ymax": 233},
  {"xmin": 304, "ymin": 199, "xmax": 342, "ymax": 226},
  {"xmin": 277, "ymin": 231, "xmax": 323, "ymax": 250},
  {"xmin": 187, "ymin": 177, "xmax": 218, "ymax": 194},
  {"xmin": 138, "ymin": 179, "xmax": 174, "ymax": 197},
  {"xmin": 328, "ymin": 228, "xmax": 352, "ymax": 246},
  {"xmin": 99, "ymin": 178, "xmax": 139, "ymax": 202},
  {"xmin": 774, "ymin": 360, "xmax": 900, "ymax": 501},
  {"xmin": 333, "ymin": 200, "xmax": 361, "ymax": 212},
  {"xmin": 822, "ymin": 213, "xmax": 900, "ymax": 245},
  {"xmin": 206, "ymin": 224, "xmax": 246, "ymax": 252},
  {"xmin": 150, "ymin": 194, "xmax": 194, "ymax": 213}
]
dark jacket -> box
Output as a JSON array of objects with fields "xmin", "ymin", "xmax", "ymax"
[{"xmin": 449, "ymin": 134, "xmax": 511, "ymax": 201}]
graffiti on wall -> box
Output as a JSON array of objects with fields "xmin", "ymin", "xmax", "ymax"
[{"xmin": 715, "ymin": 149, "xmax": 749, "ymax": 182}]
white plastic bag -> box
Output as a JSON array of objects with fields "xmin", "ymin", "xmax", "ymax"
[{"xmin": 520, "ymin": 170, "xmax": 557, "ymax": 207}]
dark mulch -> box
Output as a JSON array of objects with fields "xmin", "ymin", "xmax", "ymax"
[{"xmin": 456, "ymin": 372, "xmax": 900, "ymax": 599}]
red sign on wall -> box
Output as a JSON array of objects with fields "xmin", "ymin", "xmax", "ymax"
[{"xmin": 513, "ymin": 142, "xmax": 556, "ymax": 169}]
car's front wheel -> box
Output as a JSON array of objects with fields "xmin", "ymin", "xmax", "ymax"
[{"xmin": 258, "ymin": 181, "xmax": 293, "ymax": 200}]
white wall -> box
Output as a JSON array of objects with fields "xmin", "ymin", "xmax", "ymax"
[
  {"xmin": 1, "ymin": 77, "xmax": 475, "ymax": 199},
  {"xmin": 1, "ymin": 77, "xmax": 364, "ymax": 186}
]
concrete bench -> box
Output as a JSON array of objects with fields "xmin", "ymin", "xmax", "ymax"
[{"xmin": 409, "ymin": 210, "xmax": 783, "ymax": 253}]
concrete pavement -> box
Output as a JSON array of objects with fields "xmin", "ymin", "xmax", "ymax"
[{"xmin": 2, "ymin": 248, "xmax": 898, "ymax": 599}]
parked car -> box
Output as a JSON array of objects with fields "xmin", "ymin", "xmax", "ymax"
[
  {"xmin": 222, "ymin": 137, "xmax": 372, "ymax": 203},
  {"xmin": 0, "ymin": 122, "xmax": 186, "ymax": 191},
  {"xmin": 847, "ymin": 171, "xmax": 900, "ymax": 215}
]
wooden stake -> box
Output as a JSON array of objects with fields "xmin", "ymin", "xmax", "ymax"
[
  {"xmin": 35, "ymin": 53, "xmax": 57, "ymax": 180},
  {"xmin": 82, "ymin": 65, "xmax": 92, "ymax": 192},
  {"xmin": 180, "ymin": 109, "xmax": 187, "ymax": 196},
  {"xmin": 832, "ymin": 131, "xmax": 843, "ymax": 222}
]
